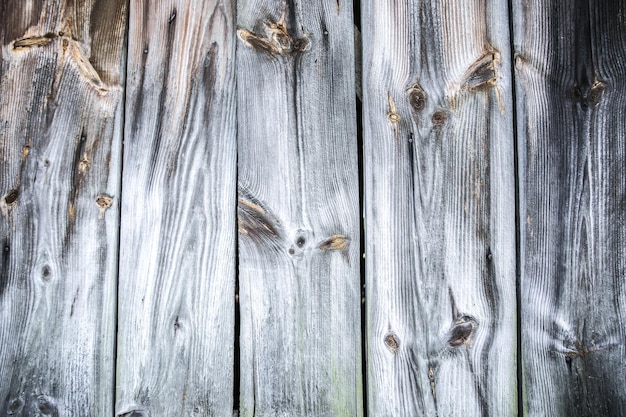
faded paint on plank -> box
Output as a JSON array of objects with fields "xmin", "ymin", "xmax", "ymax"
[
  {"xmin": 115, "ymin": 1, "xmax": 237, "ymax": 416},
  {"xmin": 236, "ymin": 0, "xmax": 362, "ymax": 415},
  {"xmin": 362, "ymin": 0, "xmax": 517, "ymax": 415},
  {"xmin": 0, "ymin": 0, "xmax": 127, "ymax": 415},
  {"xmin": 513, "ymin": 1, "xmax": 626, "ymax": 415}
]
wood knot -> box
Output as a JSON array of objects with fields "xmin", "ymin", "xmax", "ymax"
[
  {"xmin": 565, "ymin": 340, "xmax": 596, "ymax": 360},
  {"xmin": 384, "ymin": 332, "xmax": 400, "ymax": 354},
  {"xmin": 318, "ymin": 234, "xmax": 349, "ymax": 251},
  {"xmin": 432, "ymin": 111, "xmax": 447, "ymax": 126},
  {"xmin": 448, "ymin": 316, "xmax": 477, "ymax": 347},
  {"xmin": 237, "ymin": 190, "xmax": 282, "ymax": 244},
  {"xmin": 42, "ymin": 265, "xmax": 52, "ymax": 281},
  {"xmin": 238, "ymin": 14, "xmax": 309, "ymax": 56},
  {"xmin": 96, "ymin": 194, "xmax": 113, "ymax": 218},
  {"xmin": 36, "ymin": 395, "xmax": 57, "ymax": 415},
  {"xmin": 117, "ymin": 410, "xmax": 149, "ymax": 417},
  {"xmin": 13, "ymin": 33, "xmax": 56, "ymax": 50},
  {"xmin": 588, "ymin": 81, "xmax": 605, "ymax": 106},
  {"xmin": 8, "ymin": 397, "xmax": 24, "ymax": 414},
  {"xmin": 387, "ymin": 94, "xmax": 400, "ymax": 124},
  {"xmin": 3, "ymin": 189, "xmax": 19, "ymax": 206},
  {"xmin": 407, "ymin": 83, "xmax": 426, "ymax": 111}
]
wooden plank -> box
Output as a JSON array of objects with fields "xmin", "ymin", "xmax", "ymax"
[
  {"xmin": 513, "ymin": 1, "xmax": 626, "ymax": 415},
  {"xmin": 362, "ymin": 1, "xmax": 517, "ymax": 415},
  {"xmin": 236, "ymin": 1, "xmax": 362, "ymax": 415},
  {"xmin": 115, "ymin": 1, "xmax": 237, "ymax": 415},
  {"xmin": 0, "ymin": 1, "xmax": 126, "ymax": 415}
]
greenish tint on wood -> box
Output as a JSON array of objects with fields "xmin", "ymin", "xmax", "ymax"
[
  {"xmin": 513, "ymin": 1, "xmax": 626, "ymax": 415},
  {"xmin": 0, "ymin": 0, "xmax": 127, "ymax": 414},
  {"xmin": 115, "ymin": 1, "xmax": 237, "ymax": 416},
  {"xmin": 236, "ymin": 0, "xmax": 362, "ymax": 415},
  {"xmin": 361, "ymin": 0, "xmax": 518, "ymax": 415}
]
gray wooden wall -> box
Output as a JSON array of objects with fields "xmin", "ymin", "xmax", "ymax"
[{"xmin": 0, "ymin": 0, "xmax": 624, "ymax": 416}]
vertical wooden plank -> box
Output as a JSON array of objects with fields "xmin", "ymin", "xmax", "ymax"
[
  {"xmin": 362, "ymin": 1, "xmax": 517, "ymax": 415},
  {"xmin": 0, "ymin": 1, "xmax": 126, "ymax": 415},
  {"xmin": 236, "ymin": 1, "xmax": 362, "ymax": 415},
  {"xmin": 115, "ymin": 1, "xmax": 236, "ymax": 415},
  {"xmin": 513, "ymin": 1, "xmax": 626, "ymax": 415}
]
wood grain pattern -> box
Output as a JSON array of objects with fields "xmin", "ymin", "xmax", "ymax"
[
  {"xmin": 236, "ymin": 0, "xmax": 362, "ymax": 415},
  {"xmin": 513, "ymin": 1, "xmax": 626, "ymax": 415},
  {"xmin": 115, "ymin": 1, "xmax": 237, "ymax": 416},
  {"xmin": 361, "ymin": 1, "xmax": 517, "ymax": 415},
  {"xmin": 0, "ymin": 0, "xmax": 127, "ymax": 415}
]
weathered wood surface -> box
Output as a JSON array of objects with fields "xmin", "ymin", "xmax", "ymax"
[
  {"xmin": 362, "ymin": 1, "xmax": 517, "ymax": 415},
  {"xmin": 0, "ymin": 0, "xmax": 126, "ymax": 415},
  {"xmin": 236, "ymin": 0, "xmax": 362, "ymax": 415},
  {"xmin": 513, "ymin": 1, "xmax": 626, "ymax": 415},
  {"xmin": 115, "ymin": 1, "xmax": 237, "ymax": 415}
]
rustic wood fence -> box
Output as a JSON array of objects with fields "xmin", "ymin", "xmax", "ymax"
[{"xmin": 1, "ymin": 0, "xmax": 624, "ymax": 416}]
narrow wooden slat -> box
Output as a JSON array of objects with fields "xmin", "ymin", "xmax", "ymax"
[
  {"xmin": 513, "ymin": 1, "xmax": 626, "ymax": 415},
  {"xmin": 0, "ymin": 1, "xmax": 127, "ymax": 414},
  {"xmin": 362, "ymin": 1, "xmax": 517, "ymax": 415},
  {"xmin": 236, "ymin": 1, "xmax": 362, "ymax": 415},
  {"xmin": 115, "ymin": 1, "xmax": 236, "ymax": 415}
]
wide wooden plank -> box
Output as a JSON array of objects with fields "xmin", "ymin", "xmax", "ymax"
[
  {"xmin": 115, "ymin": 1, "xmax": 237, "ymax": 415},
  {"xmin": 0, "ymin": 1, "xmax": 126, "ymax": 415},
  {"xmin": 362, "ymin": 1, "xmax": 517, "ymax": 415},
  {"xmin": 236, "ymin": 1, "xmax": 362, "ymax": 415},
  {"xmin": 513, "ymin": 1, "xmax": 626, "ymax": 415}
]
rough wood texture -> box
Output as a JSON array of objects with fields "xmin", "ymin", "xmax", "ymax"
[
  {"xmin": 362, "ymin": 1, "xmax": 517, "ymax": 415},
  {"xmin": 115, "ymin": 1, "xmax": 237, "ymax": 415},
  {"xmin": 236, "ymin": 0, "xmax": 362, "ymax": 415},
  {"xmin": 0, "ymin": 1, "xmax": 126, "ymax": 415},
  {"xmin": 513, "ymin": 1, "xmax": 626, "ymax": 415}
]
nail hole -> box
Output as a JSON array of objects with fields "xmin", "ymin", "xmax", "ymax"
[{"xmin": 296, "ymin": 236, "xmax": 306, "ymax": 247}]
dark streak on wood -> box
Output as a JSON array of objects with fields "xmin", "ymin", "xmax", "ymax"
[
  {"xmin": 148, "ymin": 11, "xmax": 176, "ymax": 186},
  {"xmin": 0, "ymin": 240, "xmax": 9, "ymax": 298}
]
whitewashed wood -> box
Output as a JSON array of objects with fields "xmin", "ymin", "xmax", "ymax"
[
  {"xmin": 362, "ymin": 1, "xmax": 517, "ymax": 415},
  {"xmin": 513, "ymin": 1, "xmax": 626, "ymax": 415},
  {"xmin": 115, "ymin": 1, "xmax": 237, "ymax": 416},
  {"xmin": 236, "ymin": 0, "xmax": 362, "ymax": 415},
  {"xmin": 0, "ymin": 1, "xmax": 126, "ymax": 414}
]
